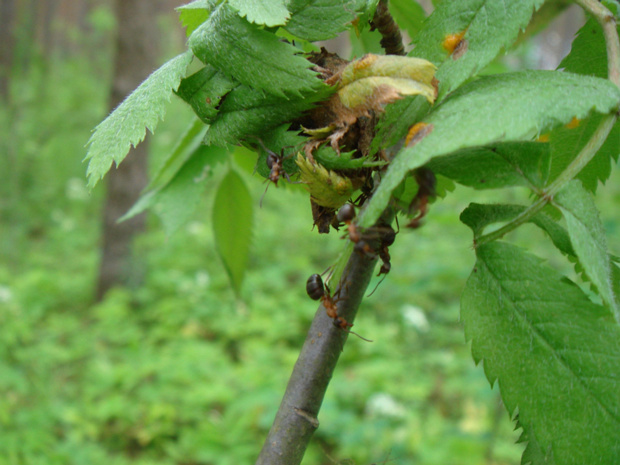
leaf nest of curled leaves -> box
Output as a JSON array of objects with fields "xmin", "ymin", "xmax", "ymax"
[
  {"xmin": 295, "ymin": 153, "xmax": 363, "ymax": 209},
  {"xmin": 307, "ymin": 54, "xmax": 437, "ymax": 153}
]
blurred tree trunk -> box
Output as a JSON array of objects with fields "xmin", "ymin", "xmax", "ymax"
[
  {"xmin": 96, "ymin": 0, "xmax": 161, "ymax": 300},
  {"xmin": 0, "ymin": 0, "xmax": 17, "ymax": 100}
]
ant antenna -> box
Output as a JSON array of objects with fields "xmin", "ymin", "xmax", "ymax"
[{"xmin": 343, "ymin": 327, "xmax": 374, "ymax": 343}]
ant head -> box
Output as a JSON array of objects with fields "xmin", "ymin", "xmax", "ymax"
[{"xmin": 337, "ymin": 203, "xmax": 356, "ymax": 223}]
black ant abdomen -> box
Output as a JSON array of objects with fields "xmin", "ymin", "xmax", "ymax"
[
  {"xmin": 306, "ymin": 273, "xmax": 325, "ymax": 301},
  {"xmin": 337, "ymin": 203, "xmax": 356, "ymax": 223}
]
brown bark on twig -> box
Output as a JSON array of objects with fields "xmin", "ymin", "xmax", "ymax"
[
  {"xmin": 371, "ymin": 0, "xmax": 406, "ymax": 56},
  {"xmin": 255, "ymin": 245, "xmax": 380, "ymax": 465}
]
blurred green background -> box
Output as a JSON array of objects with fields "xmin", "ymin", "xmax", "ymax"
[{"xmin": 1, "ymin": 2, "xmax": 619, "ymax": 465}]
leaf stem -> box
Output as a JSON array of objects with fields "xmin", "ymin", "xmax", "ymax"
[{"xmin": 476, "ymin": 114, "xmax": 617, "ymax": 246}]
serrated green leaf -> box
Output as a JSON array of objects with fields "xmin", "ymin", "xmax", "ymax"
[
  {"xmin": 176, "ymin": 0, "xmax": 216, "ymax": 36},
  {"xmin": 228, "ymin": 0, "xmax": 289, "ymax": 26},
  {"xmin": 313, "ymin": 145, "xmax": 385, "ymax": 170},
  {"xmin": 462, "ymin": 241, "xmax": 620, "ymax": 465},
  {"xmin": 412, "ymin": 0, "xmax": 545, "ymax": 99},
  {"xmin": 548, "ymin": 113, "xmax": 620, "ymax": 192},
  {"xmin": 189, "ymin": 3, "xmax": 322, "ymax": 98},
  {"xmin": 558, "ymin": 6, "xmax": 619, "ymax": 79},
  {"xmin": 203, "ymin": 85, "xmax": 325, "ymax": 146},
  {"xmin": 355, "ymin": 0, "xmax": 380, "ymax": 31},
  {"xmin": 84, "ymin": 51, "xmax": 193, "ymax": 188},
  {"xmin": 213, "ymin": 168, "xmax": 253, "ymax": 295},
  {"xmin": 551, "ymin": 14, "xmax": 620, "ymax": 191},
  {"xmin": 175, "ymin": 65, "xmax": 238, "ymax": 124},
  {"xmin": 554, "ymin": 180, "xmax": 618, "ymax": 316},
  {"xmin": 388, "ymin": 0, "xmax": 426, "ymax": 40},
  {"xmin": 428, "ymin": 141, "xmax": 550, "ymax": 190},
  {"xmin": 460, "ymin": 203, "xmax": 574, "ymax": 256},
  {"xmin": 359, "ymin": 70, "xmax": 620, "ymax": 228},
  {"xmin": 285, "ymin": 0, "xmax": 361, "ymax": 41}
]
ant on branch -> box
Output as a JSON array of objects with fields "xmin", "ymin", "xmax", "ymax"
[
  {"xmin": 336, "ymin": 203, "xmax": 397, "ymax": 281},
  {"xmin": 250, "ymin": 138, "xmax": 296, "ymax": 205},
  {"xmin": 305, "ymin": 273, "xmax": 374, "ymax": 342},
  {"xmin": 306, "ymin": 273, "xmax": 352, "ymax": 330}
]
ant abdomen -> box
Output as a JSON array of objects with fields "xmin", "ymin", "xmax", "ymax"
[{"xmin": 306, "ymin": 273, "xmax": 325, "ymax": 301}]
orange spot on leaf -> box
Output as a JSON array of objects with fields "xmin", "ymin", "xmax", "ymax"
[
  {"xmin": 443, "ymin": 30, "xmax": 467, "ymax": 54},
  {"xmin": 566, "ymin": 117, "xmax": 580, "ymax": 129},
  {"xmin": 405, "ymin": 122, "xmax": 433, "ymax": 147},
  {"xmin": 537, "ymin": 133, "xmax": 550, "ymax": 143}
]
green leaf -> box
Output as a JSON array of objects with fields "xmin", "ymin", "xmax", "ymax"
[
  {"xmin": 228, "ymin": 0, "xmax": 289, "ymax": 26},
  {"xmin": 153, "ymin": 145, "xmax": 227, "ymax": 236},
  {"xmin": 462, "ymin": 241, "xmax": 620, "ymax": 465},
  {"xmin": 558, "ymin": 8, "xmax": 617, "ymax": 79},
  {"xmin": 548, "ymin": 113, "xmax": 620, "ymax": 192},
  {"xmin": 285, "ymin": 0, "xmax": 361, "ymax": 41},
  {"xmin": 412, "ymin": 0, "xmax": 545, "ymax": 99},
  {"xmin": 370, "ymin": 95, "xmax": 430, "ymax": 154},
  {"xmin": 460, "ymin": 203, "xmax": 574, "ymax": 256},
  {"xmin": 122, "ymin": 144, "xmax": 227, "ymax": 235},
  {"xmin": 84, "ymin": 51, "xmax": 193, "ymax": 188},
  {"xmin": 203, "ymin": 85, "xmax": 324, "ymax": 146},
  {"xmin": 213, "ymin": 168, "xmax": 253, "ymax": 295},
  {"xmin": 388, "ymin": 0, "xmax": 426, "ymax": 40},
  {"xmin": 554, "ymin": 180, "xmax": 618, "ymax": 315},
  {"xmin": 359, "ymin": 70, "xmax": 620, "ymax": 228},
  {"xmin": 176, "ymin": 0, "xmax": 216, "ymax": 36},
  {"xmin": 189, "ymin": 3, "xmax": 322, "ymax": 98},
  {"xmin": 427, "ymin": 141, "xmax": 550, "ymax": 190},
  {"xmin": 550, "ymin": 13, "xmax": 620, "ymax": 191},
  {"xmin": 175, "ymin": 65, "xmax": 238, "ymax": 125},
  {"xmin": 313, "ymin": 145, "xmax": 386, "ymax": 171},
  {"xmin": 349, "ymin": 24, "xmax": 384, "ymax": 57},
  {"xmin": 120, "ymin": 119, "xmax": 208, "ymax": 223}
]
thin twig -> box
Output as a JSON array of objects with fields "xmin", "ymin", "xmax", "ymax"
[
  {"xmin": 371, "ymin": 0, "xmax": 406, "ymax": 56},
  {"xmin": 255, "ymin": 245, "xmax": 379, "ymax": 465}
]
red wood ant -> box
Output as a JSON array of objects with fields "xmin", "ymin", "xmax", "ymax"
[
  {"xmin": 336, "ymin": 204, "xmax": 397, "ymax": 280},
  {"xmin": 251, "ymin": 138, "xmax": 295, "ymax": 205},
  {"xmin": 306, "ymin": 273, "xmax": 374, "ymax": 341},
  {"xmin": 306, "ymin": 273, "xmax": 352, "ymax": 329}
]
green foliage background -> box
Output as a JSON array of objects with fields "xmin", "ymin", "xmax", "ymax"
[{"xmin": 2, "ymin": 2, "xmax": 620, "ymax": 465}]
